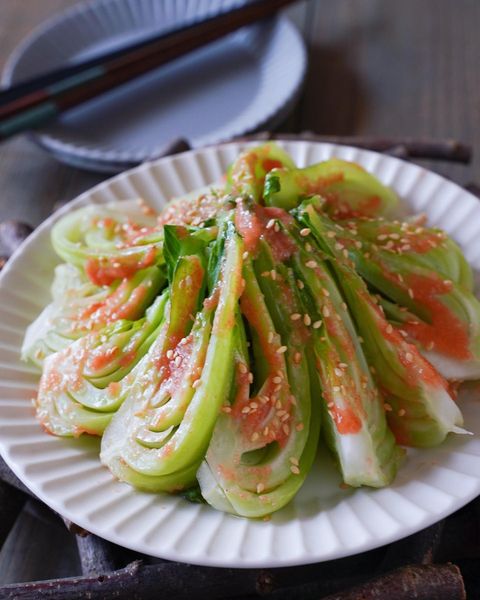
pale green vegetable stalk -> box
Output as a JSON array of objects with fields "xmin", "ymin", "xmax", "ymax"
[
  {"xmin": 22, "ymin": 264, "xmax": 164, "ymax": 367},
  {"xmin": 101, "ymin": 219, "xmax": 243, "ymax": 492},
  {"xmin": 52, "ymin": 201, "xmax": 162, "ymax": 268},
  {"xmin": 226, "ymin": 142, "xmax": 296, "ymax": 201},
  {"xmin": 263, "ymin": 158, "xmax": 399, "ymax": 217},
  {"xmin": 286, "ymin": 225, "xmax": 401, "ymax": 487},
  {"xmin": 199, "ymin": 236, "xmax": 320, "ymax": 517}
]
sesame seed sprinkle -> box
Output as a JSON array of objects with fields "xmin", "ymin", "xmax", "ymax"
[
  {"xmin": 306, "ymin": 260, "xmax": 318, "ymax": 269},
  {"xmin": 303, "ymin": 314, "xmax": 312, "ymax": 326},
  {"xmin": 313, "ymin": 320, "xmax": 322, "ymax": 329},
  {"xmin": 256, "ymin": 483, "xmax": 265, "ymax": 494},
  {"xmin": 300, "ymin": 228, "xmax": 311, "ymax": 237},
  {"xmin": 276, "ymin": 345, "xmax": 288, "ymax": 354},
  {"xmin": 384, "ymin": 403, "xmax": 393, "ymax": 412},
  {"xmin": 290, "ymin": 313, "xmax": 301, "ymax": 321},
  {"xmin": 266, "ymin": 219, "xmax": 275, "ymax": 230},
  {"xmin": 290, "ymin": 465, "xmax": 300, "ymax": 475}
]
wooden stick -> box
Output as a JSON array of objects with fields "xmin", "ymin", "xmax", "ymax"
[
  {"xmin": 76, "ymin": 534, "xmax": 117, "ymax": 576},
  {"xmin": 0, "ymin": 561, "xmax": 466, "ymax": 600},
  {"xmin": 321, "ymin": 564, "xmax": 465, "ymax": 600}
]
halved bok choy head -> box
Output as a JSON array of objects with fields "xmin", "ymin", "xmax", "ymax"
[
  {"xmin": 263, "ymin": 158, "xmax": 399, "ymax": 217},
  {"xmin": 284, "ymin": 222, "xmax": 401, "ymax": 487},
  {"xmin": 100, "ymin": 217, "xmax": 244, "ymax": 493},
  {"xmin": 51, "ymin": 201, "xmax": 162, "ymax": 279},
  {"xmin": 35, "ymin": 292, "xmax": 168, "ymax": 437},
  {"xmin": 297, "ymin": 200, "xmax": 466, "ymax": 447},
  {"xmin": 226, "ymin": 142, "xmax": 297, "ymax": 201},
  {"xmin": 22, "ymin": 264, "xmax": 164, "ymax": 367},
  {"xmin": 199, "ymin": 233, "xmax": 320, "ymax": 517}
]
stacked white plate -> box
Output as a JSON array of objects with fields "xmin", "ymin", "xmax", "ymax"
[{"xmin": 2, "ymin": 0, "xmax": 307, "ymax": 173}]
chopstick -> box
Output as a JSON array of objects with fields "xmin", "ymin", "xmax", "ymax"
[{"xmin": 0, "ymin": 0, "xmax": 298, "ymax": 141}]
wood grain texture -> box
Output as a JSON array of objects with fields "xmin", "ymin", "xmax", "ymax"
[{"xmin": 0, "ymin": 0, "xmax": 478, "ymax": 588}]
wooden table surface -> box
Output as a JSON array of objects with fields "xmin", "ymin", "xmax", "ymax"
[{"xmin": 0, "ymin": 0, "xmax": 479, "ymax": 585}]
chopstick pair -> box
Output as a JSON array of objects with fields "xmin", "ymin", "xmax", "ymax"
[{"xmin": 0, "ymin": 0, "xmax": 298, "ymax": 141}]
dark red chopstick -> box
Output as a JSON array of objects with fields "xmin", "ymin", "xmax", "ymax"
[{"xmin": 0, "ymin": 0, "xmax": 299, "ymax": 141}]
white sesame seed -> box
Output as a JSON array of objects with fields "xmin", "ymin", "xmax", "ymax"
[
  {"xmin": 300, "ymin": 228, "xmax": 311, "ymax": 237},
  {"xmin": 248, "ymin": 372, "xmax": 254, "ymax": 383},
  {"xmin": 327, "ymin": 231, "xmax": 336, "ymax": 238},
  {"xmin": 166, "ymin": 349, "xmax": 174, "ymax": 359},
  {"xmin": 276, "ymin": 345, "xmax": 288, "ymax": 354},
  {"xmin": 334, "ymin": 367, "xmax": 343, "ymax": 377},
  {"xmin": 242, "ymin": 406, "xmax": 250, "ymax": 414},
  {"xmin": 294, "ymin": 352, "xmax": 301, "ymax": 364},
  {"xmin": 222, "ymin": 406, "xmax": 232, "ymax": 413},
  {"xmin": 297, "ymin": 279, "xmax": 305, "ymax": 290},
  {"xmin": 306, "ymin": 260, "xmax": 318, "ymax": 269},
  {"xmin": 283, "ymin": 424, "xmax": 290, "ymax": 436},
  {"xmin": 303, "ymin": 314, "xmax": 312, "ymax": 326},
  {"xmin": 384, "ymin": 403, "xmax": 393, "ymax": 412},
  {"xmin": 273, "ymin": 376, "xmax": 282, "ymax": 384},
  {"xmin": 271, "ymin": 269, "xmax": 277, "ymax": 280},
  {"xmin": 192, "ymin": 379, "xmax": 201, "ymax": 388},
  {"xmin": 405, "ymin": 352, "xmax": 413, "ymax": 362},
  {"xmin": 274, "ymin": 222, "xmax": 280, "ymax": 232},
  {"xmin": 305, "ymin": 242, "xmax": 313, "ymax": 252},
  {"xmin": 321, "ymin": 288, "xmax": 330, "ymax": 297},
  {"xmin": 174, "ymin": 356, "xmax": 182, "ymax": 367},
  {"xmin": 408, "ymin": 288, "xmax": 414, "ymax": 299},
  {"xmin": 268, "ymin": 332, "xmax": 274, "ymax": 343},
  {"xmin": 322, "ymin": 306, "xmax": 330, "ymax": 317},
  {"xmin": 313, "ymin": 320, "xmax": 322, "ymax": 329},
  {"xmin": 251, "ymin": 432, "xmax": 259, "ymax": 441},
  {"xmin": 239, "ymin": 363, "xmax": 248, "ymax": 374},
  {"xmin": 290, "ymin": 313, "xmax": 301, "ymax": 321},
  {"xmin": 386, "ymin": 324, "xmax": 393, "ymax": 334},
  {"xmin": 290, "ymin": 465, "xmax": 300, "ymax": 475},
  {"xmin": 266, "ymin": 219, "xmax": 275, "ymax": 230},
  {"xmin": 296, "ymin": 423, "xmax": 304, "ymax": 431},
  {"xmin": 256, "ymin": 483, "xmax": 265, "ymax": 494},
  {"xmin": 290, "ymin": 457, "xmax": 299, "ymax": 466},
  {"xmin": 242, "ymin": 251, "xmax": 249, "ymax": 259}
]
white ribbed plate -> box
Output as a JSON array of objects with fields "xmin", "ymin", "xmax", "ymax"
[
  {"xmin": 2, "ymin": 0, "xmax": 306, "ymax": 173},
  {"xmin": 1, "ymin": 141, "xmax": 480, "ymax": 568}
]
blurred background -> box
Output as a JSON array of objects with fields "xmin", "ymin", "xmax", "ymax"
[{"xmin": 0, "ymin": 0, "xmax": 478, "ymax": 226}]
